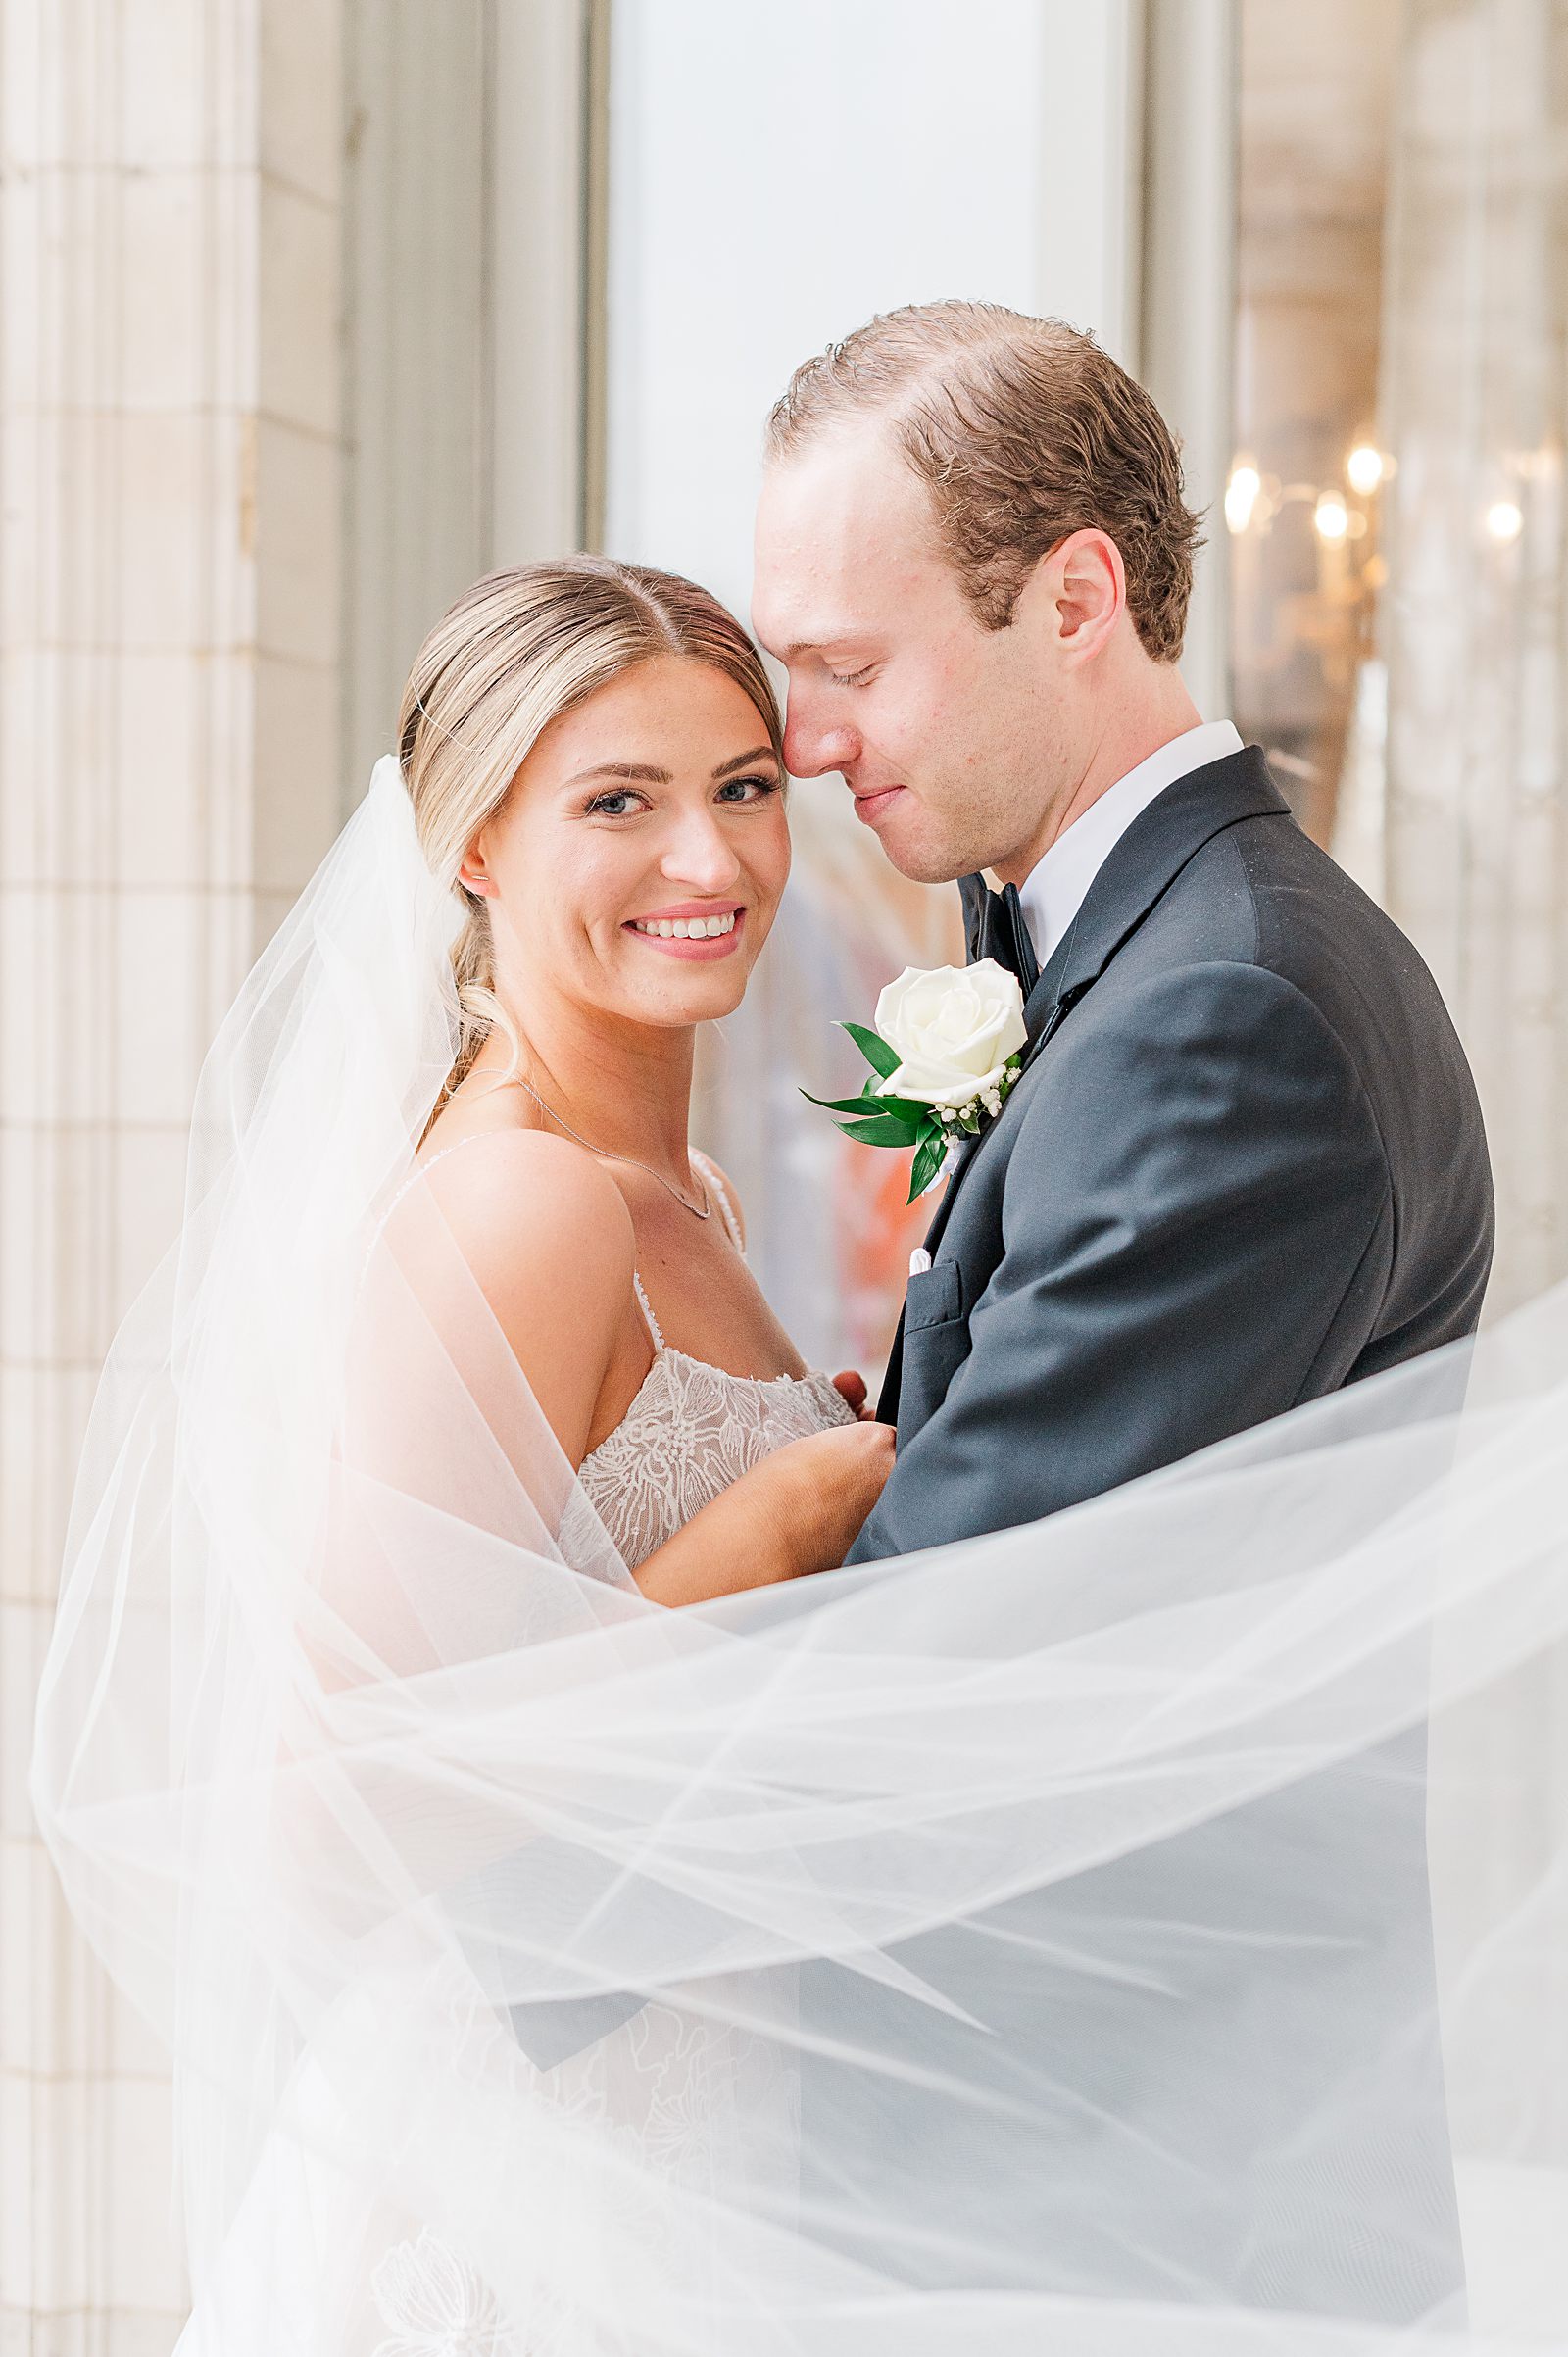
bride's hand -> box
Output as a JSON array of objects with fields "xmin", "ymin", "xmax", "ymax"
[
  {"xmin": 831, "ymin": 1368, "xmax": 872, "ymax": 1420},
  {"xmin": 748, "ymin": 1419, "xmax": 896, "ymax": 1574},
  {"xmin": 634, "ymin": 1421, "xmax": 895, "ymax": 1607}
]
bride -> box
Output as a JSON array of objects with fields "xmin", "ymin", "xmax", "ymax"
[
  {"xmin": 382, "ymin": 557, "xmax": 890, "ymax": 1599},
  {"xmin": 31, "ymin": 561, "xmax": 1568, "ymax": 2355}
]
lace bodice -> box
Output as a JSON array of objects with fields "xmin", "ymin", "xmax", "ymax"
[
  {"xmin": 565, "ymin": 1157, "xmax": 855, "ymax": 1570},
  {"xmin": 569, "ymin": 1340, "xmax": 855, "ymax": 1569}
]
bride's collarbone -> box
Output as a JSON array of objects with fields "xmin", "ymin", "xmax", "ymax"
[{"xmin": 611, "ymin": 1189, "xmax": 808, "ymax": 1391}]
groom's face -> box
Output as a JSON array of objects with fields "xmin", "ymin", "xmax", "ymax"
[{"xmin": 753, "ymin": 424, "xmax": 1064, "ymax": 884}]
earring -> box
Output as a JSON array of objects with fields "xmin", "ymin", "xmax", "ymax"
[{"xmin": 459, "ymin": 866, "xmax": 496, "ymax": 899}]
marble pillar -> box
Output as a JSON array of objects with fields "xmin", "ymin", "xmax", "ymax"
[
  {"xmin": 1380, "ymin": 0, "xmax": 1568, "ymax": 1314},
  {"xmin": 0, "ymin": 0, "xmax": 346, "ymax": 2344}
]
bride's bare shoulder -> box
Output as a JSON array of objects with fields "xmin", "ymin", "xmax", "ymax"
[
  {"xmin": 393, "ymin": 1127, "xmax": 636, "ymax": 1458},
  {"xmin": 406, "ymin": 1126, "xmax": 636, "ymax": 1321}
]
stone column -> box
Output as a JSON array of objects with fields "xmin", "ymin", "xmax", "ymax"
[
  {"xmin": 341, "ymin": 0, "xmax": 598, "ymax": 792},
  {"xmin": 1141, "ymin": 0, "xmax": 1238, "ymax": 726},
  {"xmin": 0, "ymin": 1, "xmax": 346, "ymax": 2344},
  {"xmin": 1378, "ymin": 0, "xmax": 1568, "ymax": 2258},
  {"xmin": 1380, "ymin": 0, "xmax": 1568, "ymax": 1314}
]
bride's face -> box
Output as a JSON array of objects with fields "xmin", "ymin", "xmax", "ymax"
[{"xmin": 467, "ymin": 655, "xmax": 791, "ymax": 1031}]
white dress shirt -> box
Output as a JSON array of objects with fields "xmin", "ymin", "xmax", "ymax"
[{"xmin": 1017, "ymin": 720, "xmax": 1244, "ymax": 968}]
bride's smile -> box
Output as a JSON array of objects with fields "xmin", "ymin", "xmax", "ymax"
[{"xmin": 627, "ymin": 902, "xmax": 743, "ymax": 953}]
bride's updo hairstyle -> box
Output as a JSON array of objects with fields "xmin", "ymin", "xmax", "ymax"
[{"xmin": 397, "ymin": 557, "xmax": 784, "ymax": 1094}]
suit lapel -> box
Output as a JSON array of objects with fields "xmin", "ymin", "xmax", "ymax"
[
  {"xmin": 877, "ymin": 749, "xmax": 1289, "ymax": 1423},
  {"xmin": 916, "ymin": 749, "xmax": 1291, "ymax": 1257}
]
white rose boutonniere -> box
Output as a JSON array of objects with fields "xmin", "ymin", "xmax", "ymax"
[{"xmin": 804, "ymin": 958, "xmax": 1029, "ymax": 1203}]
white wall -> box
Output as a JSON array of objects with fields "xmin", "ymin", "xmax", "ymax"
[{"xmin": 604, "ymin": 0, "xmax": 1142, "ymax": 615}]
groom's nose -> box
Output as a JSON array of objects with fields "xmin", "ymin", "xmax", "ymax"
[{"xmin": 783, "ymin": 701, "xmax": 859, "ymax": 780}]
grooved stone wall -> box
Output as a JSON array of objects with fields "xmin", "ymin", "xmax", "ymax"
[{"xmin": 0, "ymin": 1, "xmax": 346, "ymax": 2344}]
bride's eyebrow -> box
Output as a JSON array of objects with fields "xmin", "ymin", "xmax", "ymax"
[
  {"xmin": 712, "ymin": 747, "xmax": 778, "ymax": 778},
  {"xmin": 568, "ymin": 761, "xmax": 671, "ymax": 786}
]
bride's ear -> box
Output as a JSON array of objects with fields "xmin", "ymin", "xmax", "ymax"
[{"xmin": 458, "ymin": 846, "xmax": 497, "ymax": 898}]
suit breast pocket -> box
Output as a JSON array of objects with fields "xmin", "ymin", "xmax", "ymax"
[
  {"xmin": 905, "ymin": 1259, "xmax": 963, "ymax": 1334},
  {"xmin": 900, "ymin": 1260, "xmax": 970, "ymax": 1436}
]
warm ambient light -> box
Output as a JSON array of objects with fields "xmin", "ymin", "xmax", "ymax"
[
  {"xmin": 1225, "ymin": 461, "xmax": 1261, "ymax": 534},
  {"xmin": 1486, "ymin": 499, "xmax": 1523, "ymax": 544},
  {"xmin": 1314, "ymin": 494, "xmax": 1349, "ymax": 543},
  {"xmin": 1347, "ymin": 444, "xmax": 1385, "ymax": 496}
]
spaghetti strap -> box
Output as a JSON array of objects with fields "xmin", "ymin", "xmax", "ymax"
[
  {"xmin": 632, "ymin": 1271, "xmax": 665, "ymax": 1351},
  {"xmin": 360, "ymin": 1134, "xmax": 508, "ymax": 1286},
  {"xmin": 389, "ymin": 1137, "xmax": 489, "ymax": 1214},
  {"xmin": 692, "ymin": 1151, "xmax": 744, "ymax": 1253}
]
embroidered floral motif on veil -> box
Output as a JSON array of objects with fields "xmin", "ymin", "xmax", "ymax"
[{"xmin": 370, "ymin": 2229, "xmax": 513, "ymax": 2357}]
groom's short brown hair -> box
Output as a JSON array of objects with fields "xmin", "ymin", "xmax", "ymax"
[{"xmin": 764, "ymin": 301, "xmax": 1201, "ymax": 663}]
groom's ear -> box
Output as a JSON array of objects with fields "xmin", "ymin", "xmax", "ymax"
[{"xmin": 1045, "ymin": 528, "xmax": 1125, "ymax": 663}]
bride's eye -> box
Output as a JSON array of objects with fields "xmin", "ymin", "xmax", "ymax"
[
  {"xmin": 715, "ymin": 774, "xmax": 782, "ymax": 806},
  {"xmin": 585, "ymin": 788, "xmax": 650, "ymax": 818}
]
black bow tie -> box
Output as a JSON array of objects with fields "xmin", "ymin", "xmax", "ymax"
[{"xmin": 959, "ymin": 875, "xmax": 1041, "ymax": 998}]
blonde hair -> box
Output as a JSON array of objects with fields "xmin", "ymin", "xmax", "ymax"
[
  {"xmin": 397, "ymin": 558, "xmax": 783, "ymax": 1101},
  {"xmin": 766, "ymin": 300, "xmax": 1201, "ymax": 663}
]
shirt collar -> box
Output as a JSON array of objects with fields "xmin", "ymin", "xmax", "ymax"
[{"xmin": 1017, "ymin": 720, "xmax": 1244, "ymax": 966}]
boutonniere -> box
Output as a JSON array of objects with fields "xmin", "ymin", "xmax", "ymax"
[{"xmin": 804, "ymin": 959, "xmax": 1029, "ymax": 1203}]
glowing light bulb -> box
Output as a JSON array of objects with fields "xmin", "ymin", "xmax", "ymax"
[
  {"xmin": 1225, "ymin": 462, "xmax": 1261, "ymax": 535},
  {"xmin": 1314, "ymin": 494, "xmax": 1348, "ymax": 543},
  {"xmin": 1347, "ymin": 445, "xmax": 1385, "ymax": 496},
  {"xmin": 1486, "ymin": 499, "xmax": 1523, "ymax": 544}
]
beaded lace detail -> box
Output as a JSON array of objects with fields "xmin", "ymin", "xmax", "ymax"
[
  {"xmin": 568, "ymin": 1347, "xmax": 855, "ymax": 1570},
  {"xmin": 565, "ymin": 1152, "xmax": 855, "ymax": 1571}
]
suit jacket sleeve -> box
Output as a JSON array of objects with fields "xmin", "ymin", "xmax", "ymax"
[{"xmin": 847, "ymin": 961, "xmax": 1392, "ymax": 1564}]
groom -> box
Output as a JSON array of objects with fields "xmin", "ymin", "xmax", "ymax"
[
  {"xmin": 753, "ymin": 300, "xmax": 1493, "ymax": 1563},
  {"xmin": 751, "ymin": 301, "xmax": 1490, "ymax": 2320}
]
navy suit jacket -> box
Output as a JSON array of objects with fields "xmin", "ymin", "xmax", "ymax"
[{"xmin": 849, "ymin": 747, "xmax": 1493, "ymax": 1562}]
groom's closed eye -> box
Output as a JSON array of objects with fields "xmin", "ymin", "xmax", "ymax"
[{"xmin": 827, "ymin": 663, "xmax": 876, "ymax": 688}]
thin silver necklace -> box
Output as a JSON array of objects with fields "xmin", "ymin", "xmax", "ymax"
[{"xmin": 487, "ymin": 1071, "xmax": 711, "ymax": 1220}]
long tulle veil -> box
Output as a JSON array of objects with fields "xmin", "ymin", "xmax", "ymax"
[{"xmin": 31, "ymin": 759, "xmax": 1568, "ymax": 2353}]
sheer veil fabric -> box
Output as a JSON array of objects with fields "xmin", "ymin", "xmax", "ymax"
[{"xmin": 31, "ymin": 762, "xmax": 1568, "ymax": 2354}]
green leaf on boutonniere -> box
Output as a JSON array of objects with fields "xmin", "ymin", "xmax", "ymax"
[
  {"xmin": 802, "ymin": 1087, "xmax": 933, "ymax": 1123},
  {"xmin": 841, "ymin": 1020, "xmax": 901, "ymax": 1079},
  {"xmin": 907, "ymin": 1127, "xmax": 948, "ymax": 1203},
  {"xmin": 862, "ymin": 1090, "xmax": 936, "ymax": 1123},
  {"xmin": 838, "ymin": 1111, "xmax": 927, "ymax": 1149}
]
